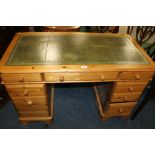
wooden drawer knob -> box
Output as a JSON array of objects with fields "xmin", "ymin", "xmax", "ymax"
[
  {"xmin": 19, "ymin": 77, "xmax": 24, "ymax": 82},
  {"xmin": 59, "ymin": 76, "xmax": 64, "ymax": 82},
  {"xmin": 100, "ymin": 74, "xmax": 105, "ymax": 81},
  {"xmin": 27, "ymin": 100, "xmax": 33, "ymax": 106},
  {"xmin": 124, "ymin": 97, "xmax": 128, "ymax": 102},
  {"xmin": 119, "ymin": 108, "xmax": 124, "ymax": 113},
  {"xmin": 128, "ymin": 87, "xmax": 134, "ymax": 92},
  {"xmin": 24, "ymin": 90, "xmax": 28, "ymax": 96},
  {"xmin": 135, "ymin": 74, "xmax": 140, "ymax": 80}
]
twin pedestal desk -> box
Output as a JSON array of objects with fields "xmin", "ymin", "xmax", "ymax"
[{"xmin": 0, "ymin": 32, "xmax": 155, "ymax": 124}]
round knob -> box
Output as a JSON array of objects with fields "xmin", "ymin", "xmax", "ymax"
[
  {"xmin": 59, "ymin": 76, "xmax": 64, "ymax": 82},
  {"xmin": 128, "ymin": 87, "xmax": 134, "ymax": 92},
  {"xmin": 24, "ymin": 90, "xmax": 28, "ymax": 96},
  {"xmin": 135, "ymin": 74, "xmax": 140, "ymax": 80},
  {"xmin": 27, "ymin": 100, "xmax": 33, "ymax": 106},
  {"xmin": 100, "ymin": 74, "xmax": 105, "ymax": 81},
  {"xmin": 119, "ymin": 108, "xmax": 124, "ymax": 113},
  {"xmin": 124, "ymin": 97, "xmax": 128, "ymax": 102},
  {"xmin": 19, "ymin": 77, "xmax": 24, "ymax": 82}
]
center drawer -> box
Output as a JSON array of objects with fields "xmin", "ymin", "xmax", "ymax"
[
  {"xmin": 11, "ymin": 96, "xmax": 48, "ymax": 111},
  {"xmin": 5, "ymin": 84, "xmax": 46, "ymax": 97},
  {"xmin": 44, "ymin": 72, "xmax": 118, "ymax": 82}
]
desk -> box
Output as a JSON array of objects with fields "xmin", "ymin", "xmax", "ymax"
[{"xmin": 0, "ymin": 32, "xmax": 155, "ymax": 124}]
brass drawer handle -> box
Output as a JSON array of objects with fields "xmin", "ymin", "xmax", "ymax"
[
  {"xmin": 135, "ymin": 74, "xmax": 140, "ymax": 80},
  {"xmin": 24, "ymin": 90, "xmax": 28, "ymax": 96},
  {"xmin": 19, "ymin": 77, "xmax": 24, "ymax": 82},
  {"xmin": 59, "ymin": 76, "xmax": 64, "ymax": 82},
  {"xmin": 128, "ymin": 87, "xmax": 134, "ymax": 92},
  {"xmin": 119, "ymin": 108, "xmax": 124, "ymax": 113},
  {"xmin": 100, "ymin": 74, "xmax": 105, "ymax": 81},
  {"xmin": 27, "ymin": 100, "xmax": 33, "ymax": 106}
]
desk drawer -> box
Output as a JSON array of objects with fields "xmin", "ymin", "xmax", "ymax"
[
  {"xmin": 5, "ymin": 84, "xmax": 46, "ymax": 97},
  {"xmin": 119, "ymin": 71, "xmax": 153, "ymax": 80},
  {"xmin": 105, "ymin": 102, "xmax": 136, "ymax": 115},
  {"xmin": 12, "ymin": 96, "xmax": 48, "ymax": 111},
  {"xmin": 110, "ymin": 92, "xmax": 141, "ymax": 102},
  {"xmin": 44, "ymin": 72, "xmax": 118, "ymax": 82},
  {"xmin": 19, "ymin": 110, "xmax": 50, "ymax": 117},
  {"xmin": 1, "ymin": 73, "xmax": 42, "ymax": 83},
  {"xmin": 114, "ymin": 81, "xmax": 148, "ymax": 93}
]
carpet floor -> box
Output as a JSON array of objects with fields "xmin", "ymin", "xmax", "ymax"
[{"xmin": 0, "ymin": 83, "xmax": 155, "ymax": 129}]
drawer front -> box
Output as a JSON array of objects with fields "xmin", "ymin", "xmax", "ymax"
[
  {"xmin": 114, "ymin": 81, "xmax": 148, "ymax": 93},
  {"xmin": 5, "ymin": 84, "xmax": 46, "ymax": 97},
  {"xmin": 105, "ymin": 102, "xmax": 136, "ymax": 115},
  {"xmin": 1, "ymin": 73, "xmax": 42, "ymax": 83},
  {"xmin": 19, "ymin": 111, "xmax": 50, "ymax": 117},
  {"xmin": 12, "ymin": 96, "xmax": 48, "ymax": 111},
  {"xmin": 110, "ymin": 92, "xmax": 141, "ymax": 102},
  {"xmin": 119, "ymin": 71, "xmax": 153, "ymax": 80},
  {"xmin": 45, "ymin": 72, "xmax": 118, "ymax": 82}
]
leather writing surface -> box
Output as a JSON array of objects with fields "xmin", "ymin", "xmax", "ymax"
[{"xmin": 6, "ymin": 34, "xmax": 149, "ymax": 66}]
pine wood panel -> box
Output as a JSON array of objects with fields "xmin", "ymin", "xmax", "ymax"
[{"xmin": 0, "ymin": 65, "xmax": 155, "ymax": 74}]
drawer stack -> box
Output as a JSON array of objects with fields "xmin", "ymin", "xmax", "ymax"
[
  {"xmin": 1, "ymin": 73, "xmax": 52, "ymax": 124},
  {"xmin": 104, "ymin": 71, "xmax": 152, "ymax": 118},
  {"xmin": 106, "ymin": 81, "xmax": 148, "ymax": 116},
  {"xmin": 94, "ymin": 71, "xmax": 153, "ymax": 120},
  {"xmin": 5, "ymin": 84, "xmax": 50, "ymax": 117}
]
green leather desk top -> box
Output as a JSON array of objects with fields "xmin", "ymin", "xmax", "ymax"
[{"xmin": 6, "ymin": 34, "xmax": 149, "ymax": 66}]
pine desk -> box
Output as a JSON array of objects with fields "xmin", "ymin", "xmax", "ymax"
[{"xmin": 0, "ymin": 32, "xmax": 155, "ymax": 124}]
